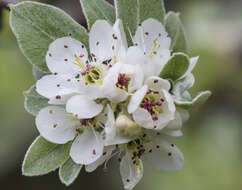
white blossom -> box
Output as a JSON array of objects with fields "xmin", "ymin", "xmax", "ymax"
[{"xmin": 128, "ymin": 76, "xmax": 175, "ymax": 130}]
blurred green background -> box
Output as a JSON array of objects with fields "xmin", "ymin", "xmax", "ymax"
[{"xmin": 1, "ymin": 0, "xmax": 242, "ymax": 189}]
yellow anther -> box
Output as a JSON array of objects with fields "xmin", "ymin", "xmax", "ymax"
[
  {"xmin": 149, "ymin": 38, "xmax": 161, "ymax": 58},
  {"xmin": 73, "ymin": 54, "xmax": 86, "ymax": 70}
]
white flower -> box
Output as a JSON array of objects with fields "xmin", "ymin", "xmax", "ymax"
[
  {"xmin": 35, "ymin": 104, "xmax": 114, "ymax": 165},
  {"xmin": 36, "ymin": 19, "xmax": 127, "ymax": 104},
  {"xmin": 102, "ymin": 62, "xmax": 144, "ymax": 103},
  {"xmin": 120, "ymin": 134, "xmax": 184, "ymax": 190},
  {"xmin": 128, "ymin": 76, "xmax": 175, "ymax": 130},
  {"xmin": 122, "ymin": 18, "xmax": 171, "ymax": 79}
]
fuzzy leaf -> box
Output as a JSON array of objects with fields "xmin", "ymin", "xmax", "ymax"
[
  {"xmin": 80, "ymin": 0, "xmax": 115, "ymax": 30},
  {"xmin": 24, "ymin": 85, "xmax": 49, "ymax": 116},
  {"xmin": 59, "ymin": 158, "xmax": 82, "ymax": 186},
  {"xmin": 165, "ymin": 11, "xmax": 188, "ymax": 53},
  {"xmin": 32, "ymin": 66, "xmax": 49, "ymax": 81},
  {"xmin": 10, "ymin": 1, "xmax": 89, "ymax": 72},
  {"xmin": 173, "ymin": 74, "xmax": 195, "ymax": 98},
  {"xmin": 115, "ymin": 0, "xmax": 139, "ymax": 46},
  {"xmin": 175, "ymin": 91, "xmax": 212, "ymax": 109},
  {"xmin": 138, "ymin": 0, "xmax": 165, "ymax": 24},
  {"xmin": 160, "ymin": 53, "xmax": 190, "ymax": 81},
  {"xmin": 22, "ymin": 136, "xmax": 71, "ymax": 176}
]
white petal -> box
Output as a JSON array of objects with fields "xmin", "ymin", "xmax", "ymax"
[
  {"xmin": 133, "ymin": 18, "xmax": 171, "ymax": 55},
  {"xmin": 166, "ymin": 110, "xmax": 183, "ymax": 130},
  {"xmin": 104, "ymin": 105, "xmax": 115, "ymax": 139},
  {"xmin": 36, "ymin": 75, "xmax": 78, "ymax": 101},
  {"xmin": 154, "ymin": 90, "xmax": 175, "ymax": 129},
  {"xmin": 142, "ymin": 138, "xmax": 184, "ymax": 171},
  {"xmin": 163, "ymin": 90, "xmax": 176, "ymax": 114},
  {"xmin": 120, "ymin": 152, "xmax": 143, "ymax": 190},
  {"xmin": 85, "ymin": 145, "xmax": 115, "ymax": 172},
  {"xmin": 125, "ymin": 47, "xmax": 156, "ymax": 78},
  {"xmin": 89, "ymin": 20, "xmax": 116, "ymax": 62},
  {"xmin": 104, "ymin": 107, "xmax": 132, "ymax": 146},
  {"xmin": 70, "ymin": 128, "xmax": 104, "ymax": 165},
  {"xmin": 128, "ymin": 85, "xmax": 148, "ymax": 113},
  {"xmin": 113, "ymin": 19, "xmax": 128, "ymax": 60},
  {"xmin": 102, "ymin": 64, "xmax": 128, "ymax": 103},
  {"xmin": 162, "ymin": 129, "xmax": 183, "ymax": 137},
  {"xmin": 133, "ymin": 108, "xmax": 154, "ymax": 129},
  {"xmin": 66, "ymin": 95, "xmax": 103, "ymax": 119},
  {"xmin": 119, "ymin": 63, "xmax": 144, "ymax": 93},
  {"xmin": 48, "ymin": 90, "xmax": 78, "ymax": 105},
  {"xmin": 35, "ymin": 106, "xmax": 76, "ymax": 144},
  {"xmin": 145, "ymin": 76, "xmax": 171, "ymax": 91},
  {"xmin": 46, "ymin": 37, "xmax": 88, "ymax": 74}
]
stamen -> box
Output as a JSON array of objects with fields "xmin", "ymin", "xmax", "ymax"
[{"xmin": 116, "ymin": 73, "xmax": 131, "ymax": 91}]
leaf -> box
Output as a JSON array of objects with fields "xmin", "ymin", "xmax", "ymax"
[
  {"xmin": 160, "ymin": 53, "xmax": 190, "ymax": 81},
  {"xmin": 173, "ymin": 74, "xmax": 195, "ymax": 98},
  {"xmin": 138, "ymin": 0, "xmax": 165, "ymax": 24},
  {"xmin": 59, "ymin": 158, "xmax": 82, "ymax": 186},
  {"xmin": 80, "ymin": 0, "xmax": 115, "ymax": 30},
  {"xmin": 115, "ymin": 0, "xmax": 139, "ymax": 46},
  {"xmin": 165, "ymin": 11, "xmax": 188, "ymax": 53},
  {"xmin": 24, "ymin": 85, "xmax": 49, "ymax": 116},
  {"xmin": 32, "ymin": 66, "xmax": 49, "ymax": 81},
  {"xmin": 175, "ymin": 91, "xmax": 212, "ymax": 109},
  {"xmin": 22, "ymin": 136, "xmax": 71, "ymax": 176},
  {"xmin": 10, "ymin": 1, "xmax": 89, "ymax": 72}
]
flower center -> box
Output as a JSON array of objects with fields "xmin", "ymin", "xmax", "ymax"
[
  {"xmin": 73, "ymin": 55, "xmax": 104, "ymax": 85},
  {"xmin": 140, "ymin": 90, "xmax": 164, "ymax": 121},
  {"xmin": 116, "ymin": 73, "xmax": 131, "ymax": 91}
]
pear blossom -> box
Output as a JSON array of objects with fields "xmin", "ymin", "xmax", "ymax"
[
  {"xmin": 35, "ymin": 104, "xmax": 115, "ymax": 165},
  {"xmin": 36, "ymin": 19, "xmax": 128, "ymax": 105},
  {"xmin": 128, "ymin": 76, "xmax": 175, "ymax": 130},
  {"xmin": 122, "ymin": 18, "xmax": 171, "ymax": 79},
  {"xmin": 119, "ymin": 131, "xmax": 184, "ymax": 190}
]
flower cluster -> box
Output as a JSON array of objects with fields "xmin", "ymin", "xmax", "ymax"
[{"xmin": 34, "ymin": 18, "xmax": 198, "ymax": 189}]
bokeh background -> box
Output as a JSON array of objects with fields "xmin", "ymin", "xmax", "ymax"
[{"xmin": 1, "ymin": 0, "xmax": 242, "ymax": 189}]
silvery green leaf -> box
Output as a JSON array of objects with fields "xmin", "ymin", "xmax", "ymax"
[
  {"xmin": 80, "ymin": 0, "xmax": 115, "ymax": 30},
  {"xmin": 32, "ymin": 66, "xmax": 49, "ymax": 81},
  {"xmin": 175, "ymin": 91, "xmax": 212, "ymax": 109},
  {"xmin": 115, "ymin": 0, "xmax": 139, "ymax": 46},
  {"xmin": 22, "ymin": 136, "xmax": 71, "ymax": 176},
  {"xmin": 24, "ymin": 85, "xmax": 49, "ymax": 116},
  {"xmin": 160, "ymin": 53, "xmax": 190, "ymax": 81},
  {"xmin": 59, "ymin": 158, "xmax": 82, "ymax": 186},
  {"xmin": 10, "ymin": 1, "xmax": 89, "ymax": 72},
  {"xmin": 173, "ymin": 74, "xmax": 195, "ymax": 98},
  {"xmin": 165, "ymin": 11, "xmax": 188, "ymax": 53},
  {"xmin": 138, "ymin": 0, "xmax": 165, "ymax": 24}
]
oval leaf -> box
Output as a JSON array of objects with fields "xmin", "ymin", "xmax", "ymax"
[
  {"xmin": 165, "ymin": 11, "xmax": 188, "ymax": 53},
  {"xmin": 138, "ymin": 0, "xmax": 165, "ymax": 24},
  {"xmin": 59, "ymin": 158, "xmax": 82, "ymax": 186},
  {"xmin": 80, "ymin": 0, "xmax": 115, "ymax": 30},
  {"xmin": 10, "ymin": 2, "xmax": 89, "ymax": 72},
  {"xmin": 115, "ymin": 0, "xmax": 139, "ymax": 46},
  {"xmin": 160, "ymin": 53, "xmax": 190, "ymax": 81},
  {"xmin": 24, "ymin": 85, "xmax": 49, "ymax": 116},
  {"xmin": 175, "ymin": 91, "xmax": 212, "ymax": 109},
  {"xmin": 22, "ymin": 136, "xmax": 71, "ymax": 176}
]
